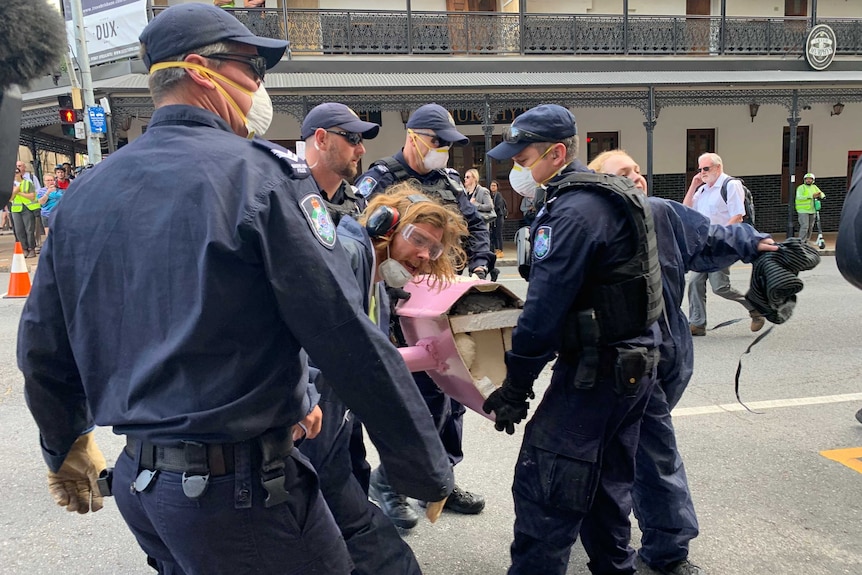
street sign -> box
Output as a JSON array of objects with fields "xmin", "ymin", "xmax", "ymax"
[
  {"xmin": 74, "ymin": 121, "xmax": 85, "ymax": 139},
  {"xmin": 88, "ymin": 106, "xmax": 106, "ymax": 134}
]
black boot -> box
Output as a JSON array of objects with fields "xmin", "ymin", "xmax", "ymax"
[
  {"xmin": 368, "ymin": 466, "xmax": 419, "ymax": 529},
  {"xmin": 443, "ymin": 485, "xmax": 485, "ymax": 514}
]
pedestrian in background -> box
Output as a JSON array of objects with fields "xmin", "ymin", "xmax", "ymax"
[
  {"xmin": 37, "ymin": 173, "xmax": 63, "ymax": 236},
  {"xmin": 464, "ymin": 168, "xmax": 494, "ymax": 228},
  {"xmin": 683, "ymin": 152, "xmax": 765, "ymax": 336},
  {"xmin": 11, "ymin": 165, "xmax": 38, "ymax": 257},
  {"xmin": 795, "ymin": 172, "xmax": 824, "ymax": 243},
  {"xmin": 490, "ymin": 180, "xmax": 508, "ymax": 256}
]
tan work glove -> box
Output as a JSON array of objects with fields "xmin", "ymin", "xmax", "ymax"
[{"xmin": 47, "ymin": 431, "xmax": 107, "ymax": 514}]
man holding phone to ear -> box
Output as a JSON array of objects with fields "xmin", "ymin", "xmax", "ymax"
[{"xmin": 683, "ymin": 153, "xmax": 765, "ymax": 336}]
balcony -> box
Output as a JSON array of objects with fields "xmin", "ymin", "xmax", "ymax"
[{"xmin": 151, "ymin": 7, "xmax": 862, "ymax": 57}]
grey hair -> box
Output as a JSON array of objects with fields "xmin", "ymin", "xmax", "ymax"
[
  {"xmin": 142, "ymin": 41, "xmax": 234, "ymax": 105},
  {"xmin": 698, "ymin": 152, "xmax": 723, "ymax": 168}
]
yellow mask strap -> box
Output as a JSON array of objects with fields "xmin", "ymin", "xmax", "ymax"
[
  {"xmin": 534, "ymin": 144, "xmax": 562, "ymax": 185},
  {"xmin": 149, "ymin": 61, "xmax": 253, "ymax": 127},
  {"xmin": 408, "ymin": 129, "xmax": 429, "ymax": 155}
]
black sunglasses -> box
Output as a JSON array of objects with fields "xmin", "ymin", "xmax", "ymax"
[
  {"xmin": 326, "ymin": 130, "xmax": 364, "ymax": 146},
  {"xmin": 696, "ymin": 166, "xmax": 712, "ymax": 173},
  {"xmin": 411, "ymin": 131, "xmax": 450, "ymax": 148},
  {"xmin": 503, "ymin": 126, "xmax": 562, "ymax": 144},
  {"xmin": 207, "ymin": 52, "xmax": 267, "ymax": 81}
]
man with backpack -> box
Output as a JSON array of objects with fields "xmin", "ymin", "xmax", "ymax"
[{"xmin": 683, "ymin": 153, "xmax": 765, "ymax": 336}]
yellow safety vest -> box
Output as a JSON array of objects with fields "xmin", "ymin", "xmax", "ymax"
[
  {"xmin": 795, "ymin": 184, "xmax": 823, "ymax": 214},
  {"xmin": 11, "ymin": 180, "xmax": 38, "ymax": 212}
]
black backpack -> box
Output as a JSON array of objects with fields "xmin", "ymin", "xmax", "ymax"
[{"xmin": 719, "ymin": 177, "xmax": 756, "ymax": 227}]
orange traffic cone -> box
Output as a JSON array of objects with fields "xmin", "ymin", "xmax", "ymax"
[{"xmin": 3, "ymin": 242, "xmax": 32, "ymax": 298}]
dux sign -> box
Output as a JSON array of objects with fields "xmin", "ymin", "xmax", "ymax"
[{"xmin": 805, "ymin": 24, "xmax": 837, "ymax": 71}]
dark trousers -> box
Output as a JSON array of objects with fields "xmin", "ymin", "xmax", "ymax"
[
  {"xmin": 632, "ymin": 373, "xmax": 699, "ymax": 568},
  {"xmin": 490, "ymin": 216, "xmax": 505, "ymax": 251},
  {"xmin": 113, "ymin": 445, "xmax": 351, "ymax": 575},
  {"xmin": 508, "ymin": 362, "xmax": 655, "ymax": 575},
  {"xmin": 10, "ymin": 209, "xmax": 35, "ymax": 251},
  {"xmin": 415, "ymin": 370, "xmax": 465, "ymax": 467},
  {"xmin": 299, "ymin": 390, "xmax": 421, "ymax": 575}
]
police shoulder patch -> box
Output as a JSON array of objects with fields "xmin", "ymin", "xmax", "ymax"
[
  {"xmin": 533, "ymin": 226, "xmax": 552, "ymax": 260},
  {"xmin": 300, "ymin": 193, "xmax": 337, "ymax": 249},
  {"xmin": 251, "ymin": 138, "xmax": 310, "ymax": 178},
  {"xmin": 356, "ymin": 176, "xmax": 379, "ymax": 197}
]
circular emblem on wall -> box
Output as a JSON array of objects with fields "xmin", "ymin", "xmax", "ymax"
[{"xmin": 805, "ymin": 24, "xmax": 837, "ymax": 71}]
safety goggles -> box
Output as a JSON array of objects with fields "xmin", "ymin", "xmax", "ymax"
[
  {"xmin": 502, "ymin": 125, "xmax": 561, "ymax": 144},
  {"xmin": 326, "ymin": 130, "xmax": 364, "ymax": 146},
  {"xmin": 401, "ymin": 223, "xmax": 444, "ymax": 260},
  {"xmin": 207, "ymin": 53, "xmax": 268, "ymax": 81}
]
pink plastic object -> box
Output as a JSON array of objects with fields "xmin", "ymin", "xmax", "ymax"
[{"xmin": 396, "ymin": 276, "xmax": 523, "ymax": 420}]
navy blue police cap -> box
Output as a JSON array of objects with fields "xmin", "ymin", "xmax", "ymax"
[
  {"xmin": 300, "ymin": 103, "xmax": 380, "ymax": 140},
  {"xmin": 487, "ymin": 104, "xmax": 577, "ymax": 160},
  {"xmin": 139, "ymin": 3, "xmax": 288, "ymax": 71},
  {"xmin": 406, "ymin": 104, "xmax": 468, "ymax": 146}
]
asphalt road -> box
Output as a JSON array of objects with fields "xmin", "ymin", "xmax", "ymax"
[{"xmin": 1, "ymin": 258, "xmax": 860, "ymax": 574}]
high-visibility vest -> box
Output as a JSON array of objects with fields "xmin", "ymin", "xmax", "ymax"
[
  {"xmin": 795, "ymin": 184, "xmax": 822, "ymax": 214},
  {"xmin": 11, "ymin": 180, "xmax": 38, "ymax": 212}
]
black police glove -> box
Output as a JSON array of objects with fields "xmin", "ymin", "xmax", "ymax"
[
  {"xmin": 482, "ymin": 378, "xmax": 535, "ymax": 435},
  {"xmin": 385, "ymin": 286, "xmax": 412, "ymax": 346}
]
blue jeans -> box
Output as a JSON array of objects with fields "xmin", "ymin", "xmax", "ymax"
[{"xmin": 113, "ymin": 444, "xmax": 351, "ymax": 575}]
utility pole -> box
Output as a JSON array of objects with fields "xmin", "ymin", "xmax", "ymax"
[{"xmin": 69, "ymin": 0, "xmax": 102, "ymax": 164}]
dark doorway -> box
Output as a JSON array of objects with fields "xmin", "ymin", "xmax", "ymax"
[
  {"xmin": 586, "ymin": 132, "xmax": 620, "ymax": 164},
  {"xmin": 785, "ymin": 0, "xmax": 807, "ymax": 17},
  {"xmin": 686, "ymin": 128, "xmax": 715, "ymax": 185},
  {"xmin": 781, "ymin": 125, "xmax": 810, "ymax": 204},
  {"xmin": 686, "ymin": 0, "xmax": 710, "ymax": 15},
  {"xmin": 848, "ymin": 151, "xmax": 861, "ymax": 183},
  {"xmin": 447, "ymin": 0, "xmax": 496, "ymax": 11}
]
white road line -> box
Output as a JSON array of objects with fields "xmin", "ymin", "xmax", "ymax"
[{"xmin": 674, "ymin": 392, "xmax": 862, "ymax": 417}]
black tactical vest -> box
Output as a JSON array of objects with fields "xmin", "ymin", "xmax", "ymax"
[
  {"xmin": 548, "ymin": 172, "xmax": 664, "ymax": 343},
  {"xmin": 321, "ymin": 180, "xmax": 362, "ymax": 225},
  {"xmin": 374, "ymin": 156, "xmax": 460, "ymax": 204}
]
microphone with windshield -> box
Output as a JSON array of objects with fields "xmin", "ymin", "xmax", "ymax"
[{"xmin": 0, "ymin": 0, "xmax": 66, "ymax": 205}]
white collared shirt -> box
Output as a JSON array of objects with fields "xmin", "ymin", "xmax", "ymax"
[{"xmin": 693, "ymin": 172, "xmax": 745, "ymax": 225}]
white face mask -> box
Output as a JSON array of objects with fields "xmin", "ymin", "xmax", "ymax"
[
  {"xmin": 422, "ymin": 146, "xmax": 451, "ymax": 171},
  {"xmin": 411, "ymin": 131, "xmax": 450, "ymax": 171},
  {"xmin": 148, "ymin": 61, "xmax": 272, "ymax": 137},
  {"xmin": 508, "ymin": 145, "xmax": 559, "ymax": 198},
  {"xmin": 509, "ymin": 163, "xmax": 540, "ymax": 199},
  {"xmin": 378, "ymin": 246, "xmax": 413, "ymax": 288},
  {"xmin": 245, "ymin": 83, "xmax": 273, "ymax": 137}
]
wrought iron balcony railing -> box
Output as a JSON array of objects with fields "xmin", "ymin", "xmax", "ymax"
[{"xmin": 150, "ymin": 7, "xmax": 862, "ymax": 57}]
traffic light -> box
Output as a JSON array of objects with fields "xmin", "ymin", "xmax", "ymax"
[
  {"xmin": 59, "ymin": 108, "xmax": 78, "ymax": 124},
  {"xmin": 59, "ymin": 108, "xmax": 78, "ymax": 137}
]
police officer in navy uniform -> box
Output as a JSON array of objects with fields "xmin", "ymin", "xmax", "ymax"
[
  {"xmin": 483, "ymin": 104, "xmax": 664, "ymax": 575},
  {"xmin": 297, "ymin": 104, "xmax": 437, "ymax": 575},
  {"xmin": 356, "ymin": 104, "xmax": 491, "ymax": 528},
  {"xmin": 836, "ymin": 159, "xmax": 862, "ymax": 423},
  {"xmin": 17, "ymin": 5, "xmax": 452, "ymax": 574},
  {"xmin": 590, "ymin": 150, "xmax": 778, "ymax": 575},
  {"xmin": 300, "ymin": 102, "xmax": 379, "ymax": 226}
]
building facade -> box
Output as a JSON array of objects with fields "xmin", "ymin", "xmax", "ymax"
[{"xmin": 19, "ymin": 0, "xmax": 862, "ymax": 235}]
